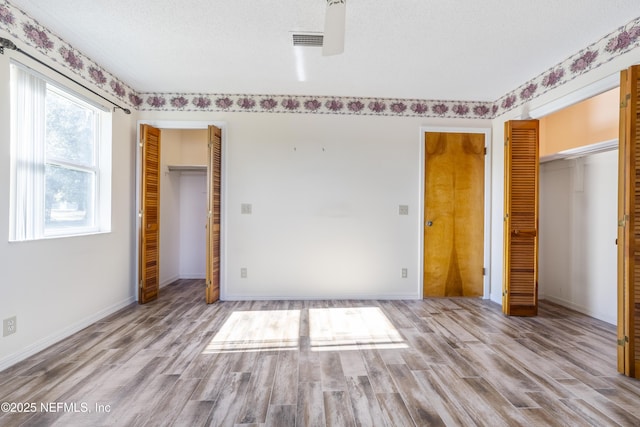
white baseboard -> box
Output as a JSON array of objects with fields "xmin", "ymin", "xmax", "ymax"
[
  {"xmin": 541, "ymin": 295, "xmax": 616, "ymax": 326},
  {"xmin": 221, "ymin": 293, "xmax": 421, "ymax": 301},
  {"xmin": 159, "ymin": 275, "xmax": 180, "ymax": 288},
  {"xmin": 178, "ymin": 274, "xmax": 205, "ymax": 280},
  {"xmin": 0, "ymin": 296, "xmax": 135, "ymax": 372},
  {"xmin": 160, "ymin": 275, "xmax": 204, "ymax": 288}
]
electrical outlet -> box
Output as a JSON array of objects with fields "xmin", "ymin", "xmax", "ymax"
[
  {"xmin": 3, "ymin": 316, "xmax": 16, "ymax": 337},
  {"xmin": 401, "ymin": 268, "xmax": 408, "ymax": 278},
  {"xmin": 240, "ymin": 268, "xmax": 247, "ymax": 278},
  {"xmin": 241, "ymin": 203, "xmax": 252, "ymax": 214},
  {"xmin": 399, "ymin": 205, "xmax": 409, "ymax": 215}
]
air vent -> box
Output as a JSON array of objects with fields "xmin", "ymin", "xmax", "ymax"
[{"xmin": 292, "ymin": 33, "xmax": 324, "ymax": 47}]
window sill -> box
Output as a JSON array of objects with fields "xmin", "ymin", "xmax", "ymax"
[{"xmin": 9, "ymin": 229, "xmax": 112, "ymax": 243}]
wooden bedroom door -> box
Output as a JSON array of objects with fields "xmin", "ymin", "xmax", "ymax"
[
  {"xmin": 139, "ymin": 124, "xmax": 161, "ymax": 304},
  {"xmin": 206, "ymin": 125, "xmax": 222, "ymax": 304},
  {"xmin": 423, "ymin": 132, "xmax": 485, "ymax": 297},
  {"xmin": 618, "ymin": 65, "xmax": 640, "ymax": 378},
  {"xmin": 502, "ymin": 120, "xmax": 539, "ymax": 316}
]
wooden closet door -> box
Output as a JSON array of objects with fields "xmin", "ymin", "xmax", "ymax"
[
  {"xmin": 206, "ymin": 125, "xmax": 222, "ymax": 304},
  {"xmin": 503, "ymin": 120, "xmax": 539, "ymax": 316},
  {"xmin": 618, "ymin": 65, "xmax": 640, "ymax": 378},
  {"xmin": 139, "ymin": 124, "xmax": 161, "ymax": 304},
  {"xmin": 423, "ymin": 132, "xmax": 485, "ymax": 297}
]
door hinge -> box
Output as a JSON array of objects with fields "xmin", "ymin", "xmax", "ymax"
[
  {"xmin": 621, "ymin": 93, "xmax": 631, "ymax": 108},
  {"xmin": 482, "ymin": 267, "xmax": 486, "ymax": 276},
  {"xmin": 139, "ymin": 280, "xmax": 143, "ymax": 290},
  {"xmin": 619, "ymin": 215, "xmax": 629, "ymax": 227},
  {"xmin": 505, "ymin": 137, "xmax": 509, "ymax": 146},
  {"xmin": 617, "ymin": 336, "xmax": 629, "ymax": 346},
  {"xmin": 484, "ymin": 147, "xmax": 487, "ymax": 155}
]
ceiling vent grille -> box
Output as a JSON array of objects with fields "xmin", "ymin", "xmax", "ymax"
[{"xmin": 292, "ymin": 33, "xmax": 324, "ymax": 47}]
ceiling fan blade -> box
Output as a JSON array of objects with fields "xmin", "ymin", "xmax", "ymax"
[{"xmin": 322, "ymin": 0, "xmax": 346, "ymax": 56}]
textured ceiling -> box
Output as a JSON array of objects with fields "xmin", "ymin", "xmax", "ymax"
[{"xmin": 7, "ymin": 0, "xmax": 640, "ymax": 101}]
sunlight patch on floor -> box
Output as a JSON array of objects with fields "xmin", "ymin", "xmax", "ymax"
[
  {"xmin": 203, "ymin": 306, "xmax": 407, "ymax": 354},
  {"xmin": 203, "ymin": 309, "xmax": 300, "ymax": 354},
  {"xmin": 309, "ymin": 307, "xmax": 407, "ymax": 351}
]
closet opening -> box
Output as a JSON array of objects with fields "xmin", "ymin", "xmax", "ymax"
[
  {"xmin": 136, "ymin": 121, "xmax": 224, "ymax": 304},
  {"xmin": 537, "ymin": 87, "xmax": 619, "ymax": 325}
]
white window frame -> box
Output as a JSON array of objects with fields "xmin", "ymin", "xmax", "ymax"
[{"xmin": 9, "ymin": 61, "xmax": 112, "ymax": 241}]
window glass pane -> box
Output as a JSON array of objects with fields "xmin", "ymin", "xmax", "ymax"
[
  {"xmin": 10, "ymin": 62, "xmax": 111, "ymax": 241},
  {"xmin": 45, "ymin": 88, "xmax": 96, "ymax": 165},
  {"xmin": 45, "ymin": 165, "xmax": 95, "ymax": 231}
]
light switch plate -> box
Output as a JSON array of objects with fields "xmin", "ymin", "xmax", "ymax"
[
  {"xmin": 241, "ymin": 203, "xmax": 252, "ymax": 214},
  {"xmin": 399, "ymin": 205, "xmax": 409, "ymax": 215}
]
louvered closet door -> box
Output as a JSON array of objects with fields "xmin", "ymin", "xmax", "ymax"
[
  {"xmin": 618, "ymin": 65, "xmax": 640, "ymax": 378},
  {"xmin": 139, "ymin": 124, "xmax": 161, "ymax": 304},
  {"xmin": 503, "ymin": 120, "xmax": 539, "ymax": 316},
  {"xmin": 206, "ymin": 125, "xmax": 222, "ymax": 304}
]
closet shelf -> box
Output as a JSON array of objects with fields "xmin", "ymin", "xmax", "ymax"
[{"xmin": 167, "ymin": 165, "xmax": 206, "ymax": 172}]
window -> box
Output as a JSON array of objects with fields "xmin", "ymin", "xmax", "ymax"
[{"xmin": 9, "ymin": 62, "xmax": 111, "ymax": 241}]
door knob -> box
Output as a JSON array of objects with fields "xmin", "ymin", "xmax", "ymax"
[{"xmin": 426, "ymin": 220, "xmax": 433, "ymax": 227}]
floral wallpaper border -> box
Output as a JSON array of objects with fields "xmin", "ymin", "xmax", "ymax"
[
  {"xmin": 136, "ymin": 92, "xmax": 496, "ymax": 119},
  {"xmin": 2, "ymin": 0, "xmax": 640, "ymax": 119},
  {"xmin": 0, "ymin": 0, "xmax": 137, "ymax": 108},
  {"xmin": 493, "ymin": 16, "xmax": 640, "ymax": 117}
]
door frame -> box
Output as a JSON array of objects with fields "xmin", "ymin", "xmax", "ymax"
[
  {"xmin": 135, "ymin": 120, "xmax": 227, "ymax": 301},
  {"xmin": 419, "ymin": 126, "xmax": 492, "ymax": 299}
]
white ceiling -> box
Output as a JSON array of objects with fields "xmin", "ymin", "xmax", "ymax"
[{"xmin": 8, "ymin": 0, "xmax": 640, "ymax": 101}]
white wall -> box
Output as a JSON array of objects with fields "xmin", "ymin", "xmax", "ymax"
[
  {"xmin": 179, "ymin": 172, "xmax": 207, "ymax": 279},
  {"xmin": 0, "ymin": 51, "xmax": 137, "ymax": 370},
  {"xmin": 539, "ymin": 151, "xmax": 618, "ymax": 324},
  {"xmin": 159, "ymin": 129, "xmax": 207, "ymax": 286},
  {"xmin": 139, "ymin": 112, "xmax": 491, "ymax": 300},
  {"xmin": 228, "ymin": 114, "xmax": 418, "ymax": 298}
]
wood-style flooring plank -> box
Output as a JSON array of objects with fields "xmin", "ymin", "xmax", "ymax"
[
  {"xmin": 296, "ymin": 381, "xmax": 326, "ymax": 427},
  {"xmin": 1, "ymin": 281, "xmax": 639, "ymax": 427},
  {"xmin": 429, "ymin": 365, "xmax": 512, "ymax": 427},
  {"xmin": 412, "ymin": 369, "xmax": 479, "ymax": 426},
  {"xmin": 172, "ymin": 400, "xmax": 215, "ymax": 427},
  {"xmin": 359, "ymin": 350, "xmax": 398, "ymax": 394},
  {"xmin": 386, "ymin": 364, "xmax": 446, "ymax": 426},
  {"xmin": 338, "ymin": 350, "xmax": 367, "ymax": 377},
  {"xmin": 323, "ymin": 390, "xmax": 356, "ymax": 427},
  {"xmin": 264, "ymin": 404, "xmax": 296, "ymax": 427},
  {"xmin": 319, "ymin": 352, "xmax": 346, "ymax": 391},
  {"xmin": 344, "ymin": 375, "xmax": 387, "ymax": 427},
  {"xmin": 269, "ymin": 350, "xmax": 299, "ymax": 405},
  {"xmin": 207, "ymin": 371, "xmax": 252, "ymax": 427},
  {"xmin": 236, "ymin": 353, "xmax": 278, "ymax": 424},
  {"xmin": 190, "ymin": 352, "xmax": 234, "ymax": 402},
  {"xmin": 375, "ymin": 392, "xmax": 416, "ymax": 427},
  {"xmin": 141, "ymin": 377, "xmax": 201, "ymax": 426},
  {"xmin": 456, "ymin": 342, "xmax": 541, "ymax": 408}
]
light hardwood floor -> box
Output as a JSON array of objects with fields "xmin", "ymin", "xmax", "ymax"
[{"xmin": 1, "ymin": 279, "xmax": 639, "ymax": 426}]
